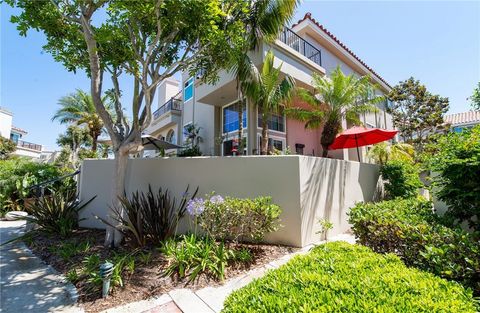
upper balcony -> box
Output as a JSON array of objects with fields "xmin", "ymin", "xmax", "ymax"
[
  {"xmin": 147, "ymin": 97, "xmax": 183, "ymax": 136},
  {"xmin": 17, "ymin": 140, "xmax": 42, "ymax": 151},
  {"xmin": 278, "ymin": 27, "xmax": 322, "ymax": 67},
  {"xmin": 153, "ymin": 98, "xmax": 182, "ymax": 120},
  {"xmin": 194, "ymin": 27, "xmax": 326, "ymax": 107}
]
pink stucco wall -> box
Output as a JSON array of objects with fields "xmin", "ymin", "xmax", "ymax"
[
  {"xmin": 286, "ymin": 117, "xmax": 321, "ymax": 156},
  {"xmin": 286, "ymin": 100, "xmax": 324, "ymax": 156}
]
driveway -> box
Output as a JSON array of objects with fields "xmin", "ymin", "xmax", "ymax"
[{"xmin": 0, "ymin": 220, "xmax": 82, "ymax": 313}]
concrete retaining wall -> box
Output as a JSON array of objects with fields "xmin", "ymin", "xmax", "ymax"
[{"xmin": 78, "ymin": 156, "xmax": 379, "ymax": 247}]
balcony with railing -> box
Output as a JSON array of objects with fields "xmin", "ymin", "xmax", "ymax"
[
  {"xmin": 153, "ymin": 98, "xmax": 182, "ymax": 120},
  {"xmin": 17, "ymin": 140, "xmax": 42, "ymax": 151},
  {"xmin": 278, "ymin": 27, "xmax": 322, "ymax": 67}
]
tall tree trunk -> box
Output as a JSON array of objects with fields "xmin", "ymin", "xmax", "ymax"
[
  {"xmin": 261, "ymin": 111, "xmax": 269, "ymax": 155},
  {"xmin": 104, "ymin": 148, "xmax": 129, "ymax": 247},
  {"xmin": 237, "ymin": 97, "xmax": 244, "ymax": 155},
  {"xmin": 91, "ymin": 132, "xmax": 98, "ymax": 152},
  {"xmin": 320, "ymin": 119, "xmax": 342, "ymax": 158}
]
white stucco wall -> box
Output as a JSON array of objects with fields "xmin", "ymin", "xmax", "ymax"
[
  {"xmin": 0, "ymin": 109, "xmax": 13, "ymax": 139},
  {"xmin": 155, "ymin": 78, "xmax": 180, "ymax": 109},
  {"xmin": 78, "ymin": 156, "xmax": 379, "ymax": 247}
]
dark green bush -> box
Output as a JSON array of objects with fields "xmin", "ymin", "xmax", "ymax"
[
  {"xmin": 380, "ymin": 159, "xmax": 422, "ymax": 199},
  {"xmin": 427, "ymin": 125, "xmax": 480, "ymax": 231},
  {"xmin": 191, "ymin": 195, "xmax": 282, "ymax": 242},
  {"xmin": 100, "ymin": 185, "xmax": 197, "ymax": 247},
  {"xmin": 349, "ymin": 198, "xmax": 480, "ymax": 295},
  {"xmin": 24, "ymin": 188, "xmax": 95, "ymax": 237},
  {"xmin": 161, "ymin": 234, "xmax": 236, "ymax": 282},
  {"xmin": 0, "ymin": 158, "xmax": 64, "ymax": 215},
  {"xmin": 222, "ymin": 242, "xmax": 478, "ymax": 313}
]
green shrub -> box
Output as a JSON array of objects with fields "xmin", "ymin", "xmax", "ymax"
[
  {"xmin": 161, "ymin": 234, "xmax": 237, "ymax": 282},
  {"xmin": 222, "ymin": 242, "xmax": 477, "ymax": 313},
  {"xmin": 23, "ymin": 188, "xmax": 95, "ymax": 237},
  {"xmin": 427, "ymin": 125, "xmax": 480, "ymax": 231},
  {"xmin": 0, "ymin": 158, "xmax": 64, "ymax": 215},
  {"xmin": 99, "ymin": 185, "xmax": 197, "ymax": 247},
  {"xmin": 349, "ymin": 198, "xmax": 480, "ymax": 295},
  {"xmin": 189, "ymin": 194, "xmax": 282, "ymax": 242},
  {"xmin": 380, "ymin": 159, "xmax": 422, "ymax": 199}
]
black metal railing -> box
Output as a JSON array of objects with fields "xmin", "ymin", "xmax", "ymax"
[
  {"xmin": 28, "ymin": 170, "xmax": 81, "ymax": 197},
  {"xmin": 153, "ymin": 98, "xmax": 182, "ymax": 119},
  {"xmin": 279, "ymin": 27, "xmax": 322, "ymax": 67},
  {"xmin": 17, "ymin": 140, "xmax": 42, "ymax": 151}
]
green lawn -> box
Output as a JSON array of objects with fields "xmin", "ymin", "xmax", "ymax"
[{"xmin": 222, "ymin": 241, "xmax": 478, "ymax": 313}]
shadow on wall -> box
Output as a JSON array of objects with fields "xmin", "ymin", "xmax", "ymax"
[
  {"xmin": 300, "ymin": 158, "xmax": 347, "ymax": 245},
  {"xmin": 358, "ymin": 163, "xmax": 380, "ymax": 201}
]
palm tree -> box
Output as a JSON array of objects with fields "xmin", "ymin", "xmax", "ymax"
[
  {"xmin": 243, "ymin": 50, "xmax": 296, "ymax": 155},
  {"xmin": 53, "ymin": 89, "xmax": 112, "ymax": 152},
  {"xmin": 228, "ymin": 0, "xmax": 298, "ymax": 154},
  {"xmin": 367, "ymin": 142, "xmax": 415, "ymax": 165},
  {"xmin": 286, "ymin": 66, "xmax": 382, "ymax": 157},
  {"xmin": 56, "ymin": 125, "xmax": 92, "ymax": 166}
]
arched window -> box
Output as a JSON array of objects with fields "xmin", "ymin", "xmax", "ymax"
[{"xmin": 166, "ymin": 129, "xmax": 176, "ymax": 144}]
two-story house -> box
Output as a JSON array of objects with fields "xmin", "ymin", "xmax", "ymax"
[
  {"xmin": 146, "ymin": 13, "xmax": 394, "ymax": 162},
  {"xmin": 0, "ymin": 106, "xmax": 44, "ymax": 159}
]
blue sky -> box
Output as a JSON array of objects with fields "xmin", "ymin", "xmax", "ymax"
[{"xmin": 1, "ymin": 1, "xmax": 479, "ymax": 150}]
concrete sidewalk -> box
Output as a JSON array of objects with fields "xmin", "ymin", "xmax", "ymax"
[{"xmin": 0, "ymin": 220, "xmax": 82, "ymax": 313}]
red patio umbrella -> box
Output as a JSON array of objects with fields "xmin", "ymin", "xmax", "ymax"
[{"xmin": 328, "ymin": 126, "xmax": 398, "ymax": 160}]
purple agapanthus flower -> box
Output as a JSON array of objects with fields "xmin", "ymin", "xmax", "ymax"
[
  {"xmin": 209, "ymin": 195, "xmax": 224, "ymax": 204},
  {"xmin": 186, "ymin": 198, "xmax": 205, "ymax": 216}
]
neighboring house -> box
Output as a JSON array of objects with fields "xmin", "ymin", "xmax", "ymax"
[
  {"xmin": 143, "ymin": 78, "xmax": 183, "ymax": 157},
  {"xmin": 146, "ymin": 13, "xmax": 394, "ymax": 161},
  {"xmin": 0, "ymin": 106, "xmax": 44, "ymax": 159},
  {"xmin": 444, "ymin": 110, "xmax": 480, "ymax": 132}
]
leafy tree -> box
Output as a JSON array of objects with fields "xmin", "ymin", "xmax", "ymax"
[
  {"xmin": 367, "ymin": 142, "xmax": 415, "ymax": 165},
  {"xmin": 427, "ymin": 125, "xmax": 480, "ymax": 231},
  {"xmin": 6, "ymin": 0, "xmax": 278, "ymax": 246},
  {"xmin": 0, "ymin": 137, "xmax": 16, "ymax": 160},
  {"xmin": 242, "ymin": 50, "xmax": 295, "ymax": 155},
  {"xmin": 56, "ymin": 125, "xmax": 92, "ymax": 167},
  {"xmin": 388, "ymin": 77, "xmax": 449, "ymax": 150},
  {"xmin": 469, "ymin": 82, "xmax": 480, "ymax": 111},
  {"xmin": 287, "ymin": 67, "xmax": 381, "ymax": 157},
  {"xmin": 380, "ymin": 160, "xmax": 422, "ymax": 199},
  {"xmin": 53, "ymin": 89, "xmax": 113, "ymax": 152}
]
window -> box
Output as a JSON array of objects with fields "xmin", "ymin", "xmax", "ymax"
[
  {"xmin": 166, "ymin": 129, "xmax": 176, "ymax": 144},
  {"xmin": 184, "ymin": 78, "xmax": 194, "ymax": 102},
  {"xmin": 258, "ymin": 112, "xmax": 285, "ymax": 132},
  {"xmin": 258, "ymin": 136, "xmax": 284, "ymax": 153},
  {"xmin": 10, "ymin": 132, "xmax": 20, "ymax": 144},
  {"xmin": 223, "ymin": 101, "xmax": 247, "ymax": 133}
]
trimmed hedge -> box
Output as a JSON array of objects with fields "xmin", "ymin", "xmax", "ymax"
[
  {"xmin": 349, "ymin": 197, "xmax": 480, "ymax": 295},
  {"xmin": 222, "ymin": 242, "xmax": 477, "ymax": 313}
]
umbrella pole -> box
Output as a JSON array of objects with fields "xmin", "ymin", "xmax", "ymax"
[{"xmin": 355, "ymin": 134, "xmax": 360, "ymax": 161}]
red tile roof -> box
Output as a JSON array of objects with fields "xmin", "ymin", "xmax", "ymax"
[
  {"xmin": 292, "ymin": 13, "xmax": 391, "ymax": 89},
  {"xmin": 444, "ymin": 111, "xmax": 480, "ymax": 126}
]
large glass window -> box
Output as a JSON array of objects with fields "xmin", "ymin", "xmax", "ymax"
[
  {"xmin": 223, "ymin": 101, "xmax": 247, "ymax": 133},
  {"xmin": 184, "ymin": 78, "xmax": 194, "ymax": 102},
  {"xmin": 258, "ymin": 112, "xmax": 285, "ymax": 132}
]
